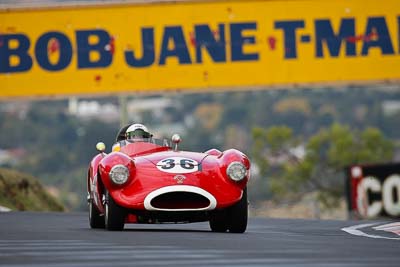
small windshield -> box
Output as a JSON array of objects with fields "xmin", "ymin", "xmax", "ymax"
[
  {"xmin": 125, "ymin": 138, "xmax": 170, "ymax": 147},
  {"xmin": 126, "ymin": 129, "xmax": 151, "ymax": 139}
]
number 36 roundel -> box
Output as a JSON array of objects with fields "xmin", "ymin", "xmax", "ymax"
[{"xmin": 156, "ymin": 157, "xmax": 200, "ymax": 174}]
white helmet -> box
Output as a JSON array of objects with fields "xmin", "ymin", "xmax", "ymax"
[{"xmin": 125, "ymin": 123, "xmax": 152, "ymax": 140}]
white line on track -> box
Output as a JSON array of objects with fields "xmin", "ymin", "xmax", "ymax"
[
  {"xmin": 341, "ymin": 223, "xmax": 400, "ymax": 240},
  {"xmin": 373, "ymin": 222, "xmax": 400, "ymax": 235}
]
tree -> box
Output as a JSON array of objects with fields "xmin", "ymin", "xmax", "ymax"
[
  {"xmin": 250, "ymin": 126, "xmax": 295, "ymax": 202},
  {"xmin": 252, "ymin": 124, "xmax": 394, "ymax": 209}
]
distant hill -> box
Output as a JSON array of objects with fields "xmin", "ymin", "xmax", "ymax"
[{"xmin": 0, "ymin": 168, "xmax": 64, "ymax": 212}]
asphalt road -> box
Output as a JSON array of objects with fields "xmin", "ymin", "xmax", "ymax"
[{"xmin": 0, "ymin": 212, "xmax": 399, "ymax": 267}]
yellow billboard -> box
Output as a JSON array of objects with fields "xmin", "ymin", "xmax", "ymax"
[{"xmin": 0, "ymin": 0, "xmax": 399, "ymax": 97}]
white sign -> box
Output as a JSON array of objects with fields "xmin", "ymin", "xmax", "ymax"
[
  {"xmin": 156, "ymin": 157, "xmax": 200, "ymax": 174},
  {"xmin": 357, "ymin": 175, "xmax": 400, "ymax": 218}
]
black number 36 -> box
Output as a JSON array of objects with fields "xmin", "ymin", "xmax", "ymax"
[{"xmin": 160, "ymin": 158, "xmax": 196, "ymax": 170}]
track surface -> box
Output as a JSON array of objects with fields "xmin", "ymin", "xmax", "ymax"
[{"xmin": 0, "ymin": 212, "xmax": 399, "ymax": 266}]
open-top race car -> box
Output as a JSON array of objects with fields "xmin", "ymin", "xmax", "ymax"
[{"xmin": 87, "ymin": 125, "xmax": 250, "ymax": 233}]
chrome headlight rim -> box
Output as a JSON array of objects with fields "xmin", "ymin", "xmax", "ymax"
[
  {"xmin": 226, "ymin": 161, "xmax": 247, "ymax": 182},
  {"xmin": 109, "ymin": 164, "xmax": 129, "ymax": 185}
]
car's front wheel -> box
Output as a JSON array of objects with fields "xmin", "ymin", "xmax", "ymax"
[
  {"xmin": 209, "ymin": 187, "xmax": 248, "ymax": 233},
  {"xmin": 209, "ymin": 210, "xmax": 228, "ymax": 232},
  {"xmin": 104, "ymin": 191, "xmax": 126, "ymax": 231},
  {"xmin": 227, "ymin": 188, "xmax": 248, "ymax": 233},
  {"xmin": 89, "ymin": 199, "xmax": 105, "ymax": 229}
]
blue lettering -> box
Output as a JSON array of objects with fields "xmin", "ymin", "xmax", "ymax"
[
  {"xmin": 125, "ymin": 28, "xmax": 155, "ymax": 67},
  {"xmin": 0, "ymin": 34, "xmax": 32, "ymax": 73},
  {"xmin": 315, "ymin": 19, "xmax": 356, "ymax": 57},
  {"xmin": 274, "ymin": 20, "xmax": 304, "ymax": 59},
  {"xmin": 361, "ymin": 17, "xmax": 394, "ymax": 56},
  {"xmin": 35, "ymin": 32, "xmax": 72, "ymax": 71},
  {"xmin": 76, "ymin": 30, "xmax": 112, "ymax": 68},
  {"xmin": 159, "ymin": 26, "xmax": 191, "ymax": 65},
  {"xmin": 230, "ymin": 23, "xmax": 258, "ymax": 61},
  {"xmin": 195, "ymin": 24, "xmax": 226, "ymax": 63}
]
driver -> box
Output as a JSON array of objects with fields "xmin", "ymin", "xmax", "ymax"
[
  {"xmin": 112, "ymin": 123, "xmax": 153, "ymax": 152},
  {"xmin": 125, "ymin": 123, "xmax": 153, "ymax": 141}
]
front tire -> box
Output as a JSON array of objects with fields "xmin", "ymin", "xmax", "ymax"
[
  {"xmin": 227, "ymin": 188, "xmax": 248, "ymax": 233},
  {"xmin": 209, "ymin": 188, "xmax": 248, "ymax": 234},
  {"xmin": 89, "ymin": 200, "xmax": 105, "ymax": 229},
  {"xmin": 104, "ymin": 191, "xmax": 126, "ymax": 231},
  {"xmin": 209, "ymin": 210, "xmax": 228, "ymax": 232}
]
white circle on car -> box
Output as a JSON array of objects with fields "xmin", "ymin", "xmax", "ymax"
[{"xmin": 156, "ymin": 157, "xmax": 200, "ymax": 173}]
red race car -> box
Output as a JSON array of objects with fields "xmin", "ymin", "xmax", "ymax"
[{"xmin": 87, "ymin": 126, "xmax": 250, "ymax": 233}]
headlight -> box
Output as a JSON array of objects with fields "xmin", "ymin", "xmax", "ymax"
[
  {"xmin": 226, "ymin": 162, "xmax": 247, "ymax": 182},
  {"xmin": 109, "ymin": 165, "xmax": 129, "ymax": 185}
]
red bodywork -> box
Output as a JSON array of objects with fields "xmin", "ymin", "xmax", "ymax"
[{"xmin": 88, "ymin": 141, "xmax": 250, "ymax": 224}]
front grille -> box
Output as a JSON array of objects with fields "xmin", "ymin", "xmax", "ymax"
[{"xmin": 150, "ymin": 192, "xmax": 210, "ymax": 210}]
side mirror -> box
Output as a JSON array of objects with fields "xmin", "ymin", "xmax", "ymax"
[
  {"xmin": 171, "ymin": 134, "xmax": 181, "ymax": 151},
  {"xmin": 96, "ymin": 142, "xmax": 106, "ymax": 153}
]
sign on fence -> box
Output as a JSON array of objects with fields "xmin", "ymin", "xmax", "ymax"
[{"xmin": 346, "ymin": 163, "xmax": 400, "ymax": 219}]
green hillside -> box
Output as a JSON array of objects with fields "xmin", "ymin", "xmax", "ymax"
[{"xmin": 0, "ymin": 168, "xmax": 64, "ymax": 212}]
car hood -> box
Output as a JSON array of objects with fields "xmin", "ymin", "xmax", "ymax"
[{"xmin": 141, "ymin": 151, "xmax": 209, "ymax": 166}]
